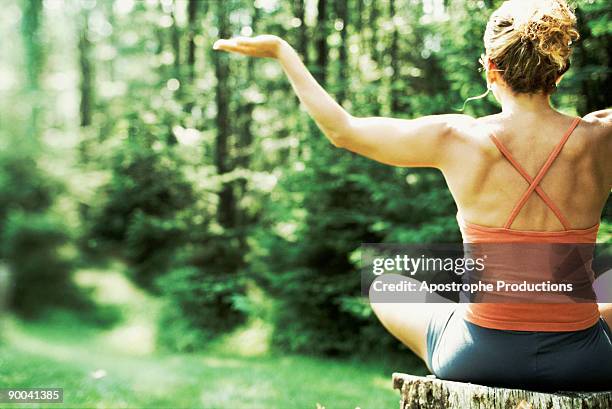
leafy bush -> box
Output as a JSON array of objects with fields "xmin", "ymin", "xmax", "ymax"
[
  {"xmin": 156, "ymin": 295, "xmax": 210, "ymax": 352},
  {"xmin": 82, "ymin": 128, "xmax": 195, "ymax": 290},
  {"xmin": 124, "ymin": 210, "xmax": 190, "ymax": 289},
  {"xmin": 156, "ymin": 261, "xmax": 246, "ymax": 351},
  {"xmin": 1, "ymin": 212, "xmax": 87, "ymax": 317},
  {"xmin": 0, "ymin": 151, "xmax": 91, "ymax": 317},
  {"xmin": 0, "ymin": 152, "xmax": 58, "ymax": 229}
]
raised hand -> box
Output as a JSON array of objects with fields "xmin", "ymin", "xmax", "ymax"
[{"xmin": 212, "ymin": 34, "xmax": 285, "ymax": 59}]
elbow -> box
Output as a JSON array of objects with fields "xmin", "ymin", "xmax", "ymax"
[
  {"xmin": 328, "ymin": 131, "xmax": 347, "ymax": 148},
  {"xmin": 326, "ymin": 113, "xmax": 354, "ymax": 148}
]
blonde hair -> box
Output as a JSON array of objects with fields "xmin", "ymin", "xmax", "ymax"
[{"xmin": 484, "ymin": 0, "xmax": 580, "ymax": 94}]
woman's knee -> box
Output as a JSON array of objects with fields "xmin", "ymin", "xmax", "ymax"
[{"xmin": 369, "ymin": 301, "xmax": 453, "ymax": 361}]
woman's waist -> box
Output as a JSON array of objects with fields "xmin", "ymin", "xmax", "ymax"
[
  {"xmin": 464, "ymin": 302, "xmax": 601, "ymax": 332},
  {"xmin": 456, "ymin": 213, "xmax": 600, "ymax": 244},
  {"xmin": 458, "ymin": 244, "xmax": 598, "ymax": 304}
]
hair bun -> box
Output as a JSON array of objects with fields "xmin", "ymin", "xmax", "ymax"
[{"xmin": 515, "ymin": 0, "xmax": 579, "ymax": 71}]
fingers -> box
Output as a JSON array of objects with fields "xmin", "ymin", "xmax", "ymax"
[
  {"xmin": 212, "ymin": 36, "xmax": 275, "ymax": 58},
  {"xmin": 212, "ymin": 39, "xmax": 236, "ymax": 50},
  {"xmin": 212, "ymin": 39, "xmax": 250, "ymax": 54},
  {"xmin": 235, "ymin": 36, "xmax": 257, "ymax": 45},
  {"xmin": 213, "ymin": 36, "xmax": 255, "ymax": 50}
]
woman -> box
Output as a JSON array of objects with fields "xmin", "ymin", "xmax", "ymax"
[{"xmin": 213, "ymin": 0, "xmax": 611, "ymax": 391}]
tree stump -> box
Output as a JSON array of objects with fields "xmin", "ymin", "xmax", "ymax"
[
  {"xmin": 0, "ymin": 262, "xmax": 9, "ymax": 313},
  {"xmin": 392, "ymin": 373, "xmax": 612, "ymax": 409}
]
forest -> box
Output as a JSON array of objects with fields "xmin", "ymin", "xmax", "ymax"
[{"xmin": 0, "ymin": 0, "xmax": 610, "ymax": 407}]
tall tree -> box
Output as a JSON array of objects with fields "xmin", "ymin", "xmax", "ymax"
[
  {"xmin": 21, "ymin": 0, "xmax": 43, "ymax": 142},
  {"xmin": 78, "ymin": 9, "xmax": 94, "ymax": 127},
  {"xmin": 170, "ymin": 0, "xmax": 181, "ymax": 81},
  {"xmin": 314, "ymin": 0, "xmax": 329, "ymax": 85},
  {"xmin": 369, "ymin": 0, "xmax": 381, "ymax": 65},
  {"xmin": 186, "ymin": 0, "xmax": 198, "ymax": 82},
  {"xmin": 292, "ymin": 0, "xmax": 308, "ymax": 65},
  {"xmin": 235, "ymin": 3, "xmax": 260, "ymax": 232},
  {"xmin": 334, "ymin": 0, "xmax": 349, "ymax": 105},
  {"xmin": 212, "ymin": 0, "xmax": 235, "ymax": 228},
  {"xmin": 355, "ymin": 0, "xmax": 364, "ymax": 37},
  {"xmin": 389, "ymin": 0, "xmax": 404, "ymax": 113}
]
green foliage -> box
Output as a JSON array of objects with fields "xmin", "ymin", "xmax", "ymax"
[
  {"xmin": 1, "ymin": 212, "xmax": 86, "ymax": 317},
  {"xmin": 0, "ymin": 152, "xmax": 58, "ymax": 228},
  {"xmin": 156, "ymin": 249, "xmax": 247, "ymax": 352},
  {"xmin": 252, "ymin": 133, "xmax": 459, "ymax": 355},
  {"xmin": 124, "ymin": 210, "xmax": 189, "ymax": 287},
  {"xmin": 82, "ymin": 125, "xmax": 195, "ymax": 290},
  {"xmin": 0, "ymin": 150, "xmax": 88, "ymax": 317}
]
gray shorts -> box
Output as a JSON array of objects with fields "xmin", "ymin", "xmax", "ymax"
[{"xmin": 426, "ymin": 306, "xmax": 612, "ymax": 392}]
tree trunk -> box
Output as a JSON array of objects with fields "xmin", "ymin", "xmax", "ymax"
[
  {"xmin": 314, "ymin": 0, "xmax": 328, "ymax": 86},
  {"xmin": 389, "ymin": 0, "xmax": 404, "ymax": 114},
  {"xmin": 393, "ymin": 373, "xmax": 612, "ymax": 409},
  {"xmin": 369, "ymin": 0, "xmax": 381, "ymax": 66},
  {"xmin": 187, "ymin": 0, "xmax": 198, "ymax": 82},
  {"xmin": 170, "ymin": 4, "xmax": 181, "ymax": 80},
  {"xmin": 21, "ymin": 0, "xmax": 43, "ymax": 142},
  {"xmin": 78, "ymin": 10, "xmax": 93, "ymax": 127},
  {"xmin": 235, "ymin": 3, "xmax": 258, "ymax": 233},
  {"xmin": 213, "ymin": 0, "xmax": 235, "ymax": 228},
  {"xmin": 0, "ymin": 263, "xmax": 10, "ymax": 316},
  {"xmin": 334, "ymin": 0, "xmax": 348, "ymax": 106},
  {"xmin": 292, "ymin": 0, "xmax": 308, "ymax": 65},
  {"xmin": 355, "ymin": 0, "xmax": 363, "ymax": 37},
  {"xmin": 105, "ymin": 1, "xmax": 117, "ymax": 82}
]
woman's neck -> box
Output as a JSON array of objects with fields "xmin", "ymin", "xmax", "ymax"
[{"xmin": 498, "ymin": 91, "xmax": 556, "ymax": 117}]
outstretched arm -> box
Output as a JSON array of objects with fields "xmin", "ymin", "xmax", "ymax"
[
  {"xmin": 275, "ymin": 38, "xmax": 350, "ymax": 148},
  {"xmin": 213, "ymin": 35, "xmax": 469, "ymax": 169}
]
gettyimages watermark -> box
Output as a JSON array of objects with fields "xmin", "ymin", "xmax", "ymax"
[{"xmin": 361, "ymin": 243, "xmax": 612, "ymax": 303}]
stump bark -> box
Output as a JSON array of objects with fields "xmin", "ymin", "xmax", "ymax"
[
  {"xmin": 392, "ymin": 373, "xmax": 612, "ymax": 409},
  {"xmin": 0, "ymin": 262, "xmax": 9, "ymax": 312}
]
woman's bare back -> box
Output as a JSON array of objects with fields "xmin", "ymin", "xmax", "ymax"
[{"xmin": 443, "ymin": 110, "xmax": 612, "ymax": 231}]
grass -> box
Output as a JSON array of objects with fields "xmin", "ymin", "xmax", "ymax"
[
  {"xmin": 0, "ymin": 268, "xmax": 420, "ymax": 409},
  {"xmin": 0, "ymin": 317, "xmax": 401, "ymax": 409}
]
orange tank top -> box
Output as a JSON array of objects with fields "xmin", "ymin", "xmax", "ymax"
[{"xmin": 458, "ymin": 116, "xmax": 601, "ymax": 332}]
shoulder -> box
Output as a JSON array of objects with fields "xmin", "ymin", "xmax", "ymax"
[
  {"xmin": 439, "ymin": 113, "xmax": 482, "ymax": 140},
  {"xmin": 434, "ymin": 113, "xmax": 494, "ymax": 152},
  {"xmin": 444, "ymin": 113, "xmax": 500, "ymax": 147},
  {"xmin": 581, "ymin": 109, "xmax": 611, "ymax": 149},
  {"xmin": 442, "ymin": 113, "xmax": 478, "ymax": 130},
  {"xmin": 436, "ymin": 114, "xmax": 502, "ymax": 167}
]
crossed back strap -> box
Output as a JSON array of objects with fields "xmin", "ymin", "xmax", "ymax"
[{"xmin": 489, "ymin": 117, "xmax": 581, "ymax": 230}]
